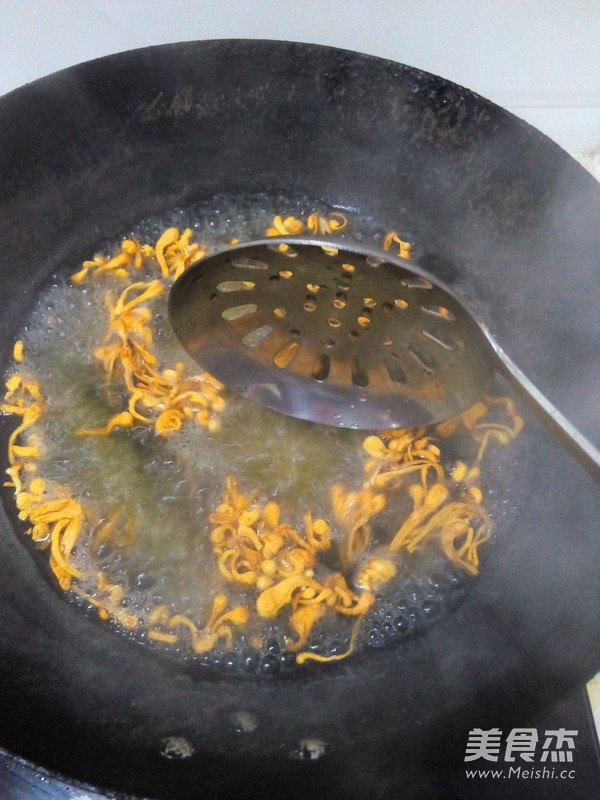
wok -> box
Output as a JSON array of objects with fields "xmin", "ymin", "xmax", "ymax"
[{"xmin": 0, "ymin": 40, "xmax": 599, "ymax": 799}]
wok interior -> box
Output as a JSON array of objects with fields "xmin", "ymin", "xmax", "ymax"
[{"xmin": 0, "ymin": 40, "xmax": 599, "ymax": 799}]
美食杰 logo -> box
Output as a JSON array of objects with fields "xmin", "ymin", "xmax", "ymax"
[{"xmin": 464, "ymin": 728, "xmax": 577, "ymax": 780}]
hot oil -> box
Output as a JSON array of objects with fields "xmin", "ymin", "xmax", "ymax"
[{"xmin": 2, "ymin": 193, "xmax": 521, "ymax": 676}]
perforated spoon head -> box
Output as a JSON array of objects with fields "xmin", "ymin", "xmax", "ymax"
[{"xmin": 169, "ymin": 238, "xmax": 494, "ymax": 429}]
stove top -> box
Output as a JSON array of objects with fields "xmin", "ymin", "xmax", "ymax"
[{"xmin": 0, "ymin": 685, "xmax": 598, "ymax": 800}]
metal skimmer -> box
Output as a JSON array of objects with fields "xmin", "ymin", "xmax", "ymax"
[{"xmin": 169, "ymin": 237, "xmax": 600, "ymax": 478}]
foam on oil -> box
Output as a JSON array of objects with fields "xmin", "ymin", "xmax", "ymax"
[{"xmin": 3, "ymin": 192, "xmax": 520, "ymax": 675}]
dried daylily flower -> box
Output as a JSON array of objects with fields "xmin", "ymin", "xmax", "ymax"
[
  {"xmin": 390, "ymin": 482, "xmax": 449, "ymax": 550},
  {"xmin": 266, "ymin": 215, "xmax": 305, "ymax": 237},
  {"xmin": 383, "ymin": 231, "xmax": 411, "ymax": 259},
  {"xmin": 1, "ymin": 220, "xmax": 524, "ymax": 670},
  {"xmin": 148, "ymin": 594, "xmax": 250, "ymax": 653},
  {"xmin": 71, "ymin": 238, "xmax": 155, "ymax": 283},
  {"xmin": 80, "ymin": 271, "xmax": 225, "ymax": 436},
  {"xmin": 209, "ymin": 479, "xmax": 323, "ymax": 591},
  {"xmin": 289, "ymin": 603, "xmax": 327, "ymax": 647},
  {"xmin": 1, "ymin": 374, "xmax": 85, "ymax": 589},
  {"xmin": 76, "ymin": 410, "xmax": 134, "ymax": 436},
  {"xmin": 354, "ymin": 556, "xmax": 397, "ymax": 591},
  {"xmin": 330, "ymin": 482, "xmax": 386, "ymax": 566},
  {"xmin": 306, "ymin": 212, "xmax": 347, "ymax": 235},
  {"xmin": 155, "ymin": 408, "xmax": 184, "ymax": 436},
  {"xmin": 265, "ymin": 215, "xmax": 305, "ymax": 254},
  {"xmin": 256, "ymin": 574, "xmax": 318, "ymax": 618},
  {"xmin": 155, "ymin": 228, "xmax": 180, "ymax": 276}
]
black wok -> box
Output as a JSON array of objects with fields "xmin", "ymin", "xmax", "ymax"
[{"xmin": 0, "ymin": 40, "xmax": 599, "ymax": 799}]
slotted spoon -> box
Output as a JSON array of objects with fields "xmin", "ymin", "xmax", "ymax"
[{"xmin": 169, "ymin": 237, "xmax": 600, "ymax": 479}]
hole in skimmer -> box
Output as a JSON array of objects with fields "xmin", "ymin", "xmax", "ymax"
[
  {"xmin": 222, "ymin": 304, "xmax": 258, "ymax": 321},
  {"xmin": 421, "ymin": 327, "xmax": 454, "ymax": 350},
  {"xmin": 274, "ymin": 342, "xmax": 300, "ymax": 368},
  {"xmin": 401, "ymin": 276, "xmax": 433, "ymax": 290},
  {"xmin": 217, "ymin": 280, "xmax": 255, "ymax": 292},
  {"xmin": 312, "ymin": 354, "xmax": 331, "ymax": 381},
  {"xmin": 242, "ymin": 325, "xmax": 274, "ymax": 348},
  {"xmin": 267, "ymin": 243, "xmax": 298, "ymax": 257},
  {"xmin": 408, "ymin": 345, "xmax": 434, "ymax": 373},
  {"xmin": 351, "ymin": 359, "xmax": 369, "ymax": 388},
  {"xmin": 420, "ymin": 303, "xmax": 456, "ymax": 321},
  {"xmin": 383, "ymin": 353, "xmax": 407, "ymax": 384},
  {"xmin": 232, "ymin": 257, "xmax": 269, "ymax": 270}
]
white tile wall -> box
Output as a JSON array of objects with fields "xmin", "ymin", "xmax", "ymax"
[{"xmin": 1, "ymin": 0, "xmax": 599, "ymax": 157}]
